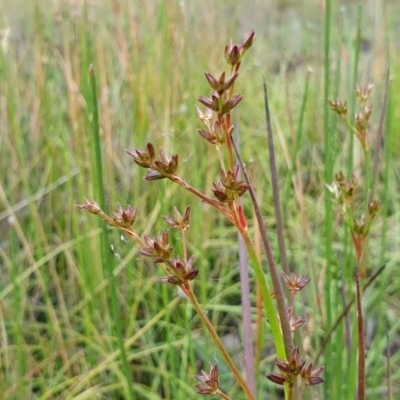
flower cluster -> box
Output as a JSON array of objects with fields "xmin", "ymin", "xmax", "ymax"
[
  {"xmin": 328, "ymin": 99, "xmax": 347, "ymax": 119},
  {"xmin": 225, "ymin": 30, "xmax": 256, "ymax": 67},
  {"xmin": 212, "ymin": 166, "xmax": 250, "ymax": 204},
  {"xmin": 196, "ymin": 30, "xmax": 255, "ymax": 119},
  {"xmin": 267, "ymin": 270, "xmax": 323, "ymax": 393},
  {"xmin": 126, "ymin": 143, "xmax": 178, "ymax": 181},
  {"xmin": 112, "ymin": 204, "xmax": 137, "ymax": 228},
  {"xmin": 156, "ymin": 255, "xmax": 199, "ymax": 285},
  {"xmin": 163, "ymin": 206, "xmax": 191, "ymax": 231},
  {"xmin": 138, "ymin": 231, "xmax": 173, "ymax": 263},
  {"xmin": 266, "ymin": 348, "xmax": 324, "ymax": 388},
  {"xmin": 327, "ymin": 172, "xmax": 381, "ymax": 262},
  {"xmin": 283, "ymin": 272, "xmax": 311, "ymax": 295},
  {"xmin": 77, "ymin": 199, "xmax": 137, "ymax": 230},
  {"xmin": 195, "ymin": 364, "xmax": 220, "ymax": 395},
  {"xmin": 281, "ymin": 271, "xmax": 310, "ymax": 332},
  {"xmin": 77, "ymin": 28, "xmax": 328, "ymax": 399},
  {"xmin": 329, "ymin": 82, "xmax": 374, "ymax": 150}
]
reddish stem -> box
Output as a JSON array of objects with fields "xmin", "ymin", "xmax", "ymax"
[{"xmin": 355, "ymin": 267, "xmax": 365, "ymax": 400}]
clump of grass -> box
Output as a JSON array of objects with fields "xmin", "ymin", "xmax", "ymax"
[{"xmin": 2, "ymin": 1, "xmax": 398, "ymax": 399}]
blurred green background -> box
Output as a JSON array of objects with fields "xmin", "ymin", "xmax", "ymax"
[{"xmin": 0, "ymin": 0, "xmax": 399, "ymax": 399}]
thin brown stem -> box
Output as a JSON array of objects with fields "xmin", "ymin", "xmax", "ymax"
[
  {"xmin": 355, "ymin": 266, "xmax": 365, "ymax": 400},
  {"xmin": 288, "ymin": 383, "xmax": 293, "ymax": 400},
  {"xmin": 166, "ymin": 174, "xmax": 234, "ymax": 221},
  {"xmin": 314, "ymin": 264, "xmax": 385, "ymax": 364},
  {"xmin": 217, "ymin": 389, "xmax": 232, "ymax": 400},
  {"xmin": 181, "ymin": 283, "xmax": 256, "ymax": 400},
  {"xmin": 263, "ymin": 81, "xmax": 290, "ymax": 277}
]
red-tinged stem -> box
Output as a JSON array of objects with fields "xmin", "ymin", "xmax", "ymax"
[
  {"xmin": 288, "ymin": 383, "xmax": 293, "ymax": 400},
  {"xmin": 314, "ymin": 265, "xmax": 385, "ymax": 364},
  {"xmin": 181, "ymin": 283, "xmax": 256, "ymax": 400},
  {"xmin": 355, "ymin": 267, "xmax": 365, "ymax": 400},
  {"xmin": 120, "ymin": 228, "xmax": 145, "ymax": 247},
  {"xmin": 166, "ymin": 174, "xmax": 234, "ymax": 222},
  {"xmin": 351, "ymin": 232, "xmax": 362, "ymax": 263},
  {"xmin": 216, "ymin": 390, "xmax": 231, "ymax": 400}
]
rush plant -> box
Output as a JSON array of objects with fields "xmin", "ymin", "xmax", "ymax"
[{"xmin": 78, "ymin": 30, "xmax": 325, "ymax": 400}]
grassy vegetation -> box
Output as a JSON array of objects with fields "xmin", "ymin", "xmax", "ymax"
[{"xmin": 1, "ymin": 0, "xmax": 399, "ymax": 399}]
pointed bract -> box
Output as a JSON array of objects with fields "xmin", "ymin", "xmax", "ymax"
[{"xmin": 195, "ymin": 364, "xmax": 219, "ymax": 395}]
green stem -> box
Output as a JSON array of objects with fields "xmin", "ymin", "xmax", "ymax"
[
  {"xmin": 323, "ymin": 1, "xmax": 333, "ymax": 397},
  {"xmin": 181, "ymin": 284, "xmax": 255, "ymax": 400},
  {"xmin": 89, "ymin": 66, "xmax": 135, "ymax": 399},
  {"xmin": 221, "ymin": 113, "xmax": 235, "ymax": 171},
  {"xmin": 230, "ymin": 137, "xmax": 292, "ymax": 360},
  {"xmin": 363, "ymin": 147, "xmax": 371, "ymax": 206},
  {"xmin": 89, "ymin": 65, "xmax": 106, "ymax": 209},
  {"xmin": 239, "ymin": 228, "xmax": 286, "ymax": 360}
]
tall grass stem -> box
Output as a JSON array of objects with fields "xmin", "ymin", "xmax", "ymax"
[{"xmin": 89, "ymin": 66, "xmax": 135, "ymax": 399}]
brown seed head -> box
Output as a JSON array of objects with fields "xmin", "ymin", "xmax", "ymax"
[
  {"xmin": 225, "ymin": 40, "xmax": 241, "ymax": 66},
  {"xmin": 139, "ymin": 149, "xmax": 179, "ymax": 181},
  {"xmin": 300, "ymin": 362, "xmax": 324, "ymax": 386},
  {"xmin": 282, "ymin": 271, "xmax": 311, "ymax": 294},
  {"xmin": 195, "ymin": 364, "xmax": 220, "ymax": 395},
  {"xmin": 76, "ymin": 198, "xmax": 103, "ymax": 215},
  {"xmin": 197, "ymin": 91, "xmax": 220, "ymax": 113},
  {"xmin": 163, "ymin": 206, "xmax": 191, "ymax": 231},
  {"xmin": 112, "ymin": 205, "xmax": 137, "ymax": 228},
  {"xmin": 197, "ymin": 120, "xmax": 226, "ymax": 145},
  {"xmin": 355, "ymin": 82, "xmax": 374, "ymax": 104},
  {"xmin": 204, "ymin": 71, "xmax": 239, "ymax": 94},
  {"xmin": 138, "ymin": 231, "xmax": 173, "ymax": 263},
  {"xmin": 328, "ymin": 99, "xmax": 347, "ymax": 119},
  {"xmin": 222, "ymin": 93, "xmax": 243, "ymax": 114},
  {"xmin": 158, "ymin": 255, "xmax": 198, "ymax": 285},
  {"xmin": 267, "ymin": 348, "xmax": 306, "ymax": 387},
  {"xmin": 289, "ymin": 315, "xmax": 307, "ymax": 331},
  {"xmin": 126, "ymin": 142, "xmax": 155, "ymax": 168},
  {"xmin": 225, "ymin": 29, "xmax": 256, "ymax": 66},
  {"xmin": 242, "ymin": 29, "xmax": 256, "ymax": 52},
  {"xmin": 368, "ymin": 200, "xmax": 381, "ymax": 220}
]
